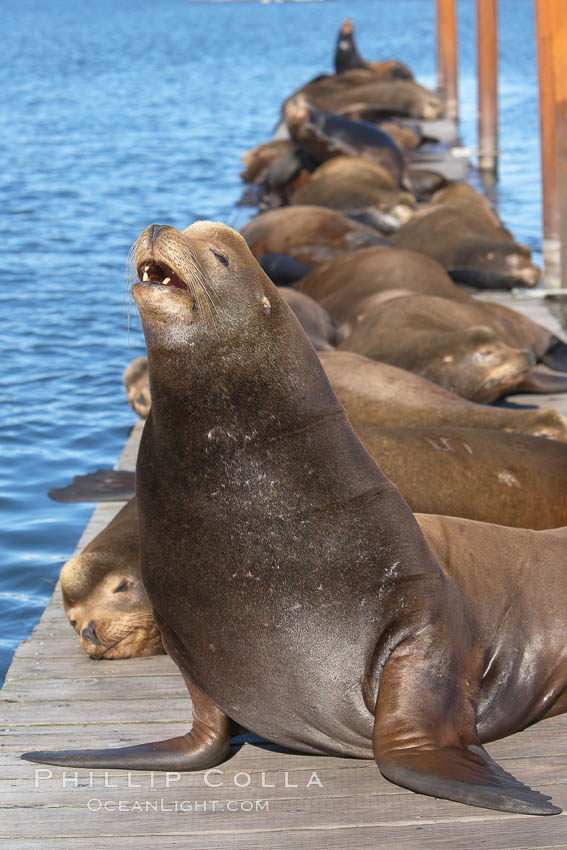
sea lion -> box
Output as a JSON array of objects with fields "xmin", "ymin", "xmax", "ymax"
[
  {"xmin": 240, "ymin": 206, "xmax": 388, "ymax": 265},
  {"xmin": 283, "ymin": 95, "xmax": 406, "ymax": 187},
  {"xmin": 122, "ymin": 348, "xmax": 567, "ymax": 443},
  {"xmin": 279, "ymin": 288, "xmax": 339, "ymax": 351},
  {"xmin": 319, "ymin": 350, "xmax": 567, "ymax": 441},
  {"xmin": 240, "ymin": 140, "xmax": 295, "ymax": 184},
  {"xmin": 285, "ymin": 72, "xmax": 442, "ymax": 121},
  {"xmin": 123, "ymin": 356, "xmax": 151, "ymax": 419},
  {"xmin": 430, "ymin": 181, "xmax": 503, "ymax": 227},
  {"xmin": 338, "ymin": 293, "xmax": 536, "ymax": 402},
  {"xmin": 338, "ymin": 291, "xmax": 567, "ymax": 400},
  {"xmin": 60, "ymin": 497, "xmax": 163, "ymax": 659},
  {"xmin": 58, "ymin": 422, "xmax": 567, "ymax": 660},
  {"xmin": 391, "ymin": 204, "xmax": 540, "ymax": 288},
  {"xmin": 257, "ymin": 253, "xmax": 314, "ymax": 286},
  {"xmin": 290, "ymin": 156, "xmax": 415, "ymax": 225},
  {"xmin": 296, "ymin": 246, "xmax": 464, "ymax": 324},
  {"xmin": 24, "ymin": 221, "xmax": 566, "ymax": 817},
  {"xmin": 295, "ymin": 247, "xmax": 567, "ymax": 373},
  {"xmin": 334, "ymin": 19, "xmax": 413, "ymax": 80}
]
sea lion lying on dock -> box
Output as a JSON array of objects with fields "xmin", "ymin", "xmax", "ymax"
[
  {"xmin": 338, "ymin": 292, "xmax": 567, "ymax": 401},
  {"xmin": 241, "ymin": 206, "xmax": 388, "ymax": 265},
  {"xmin": 283, "ymin": 95, "xmax": 406, "ymax": 188},
  {"xmin": 391, "ymin": 203, "xmax": 540, "ymax": 288},
  {"xmin": 60, "ymin": 497, "xmax": 163, "ymax": 659},
  {"xmin": 25, "ymin": 221, "xmax": 567, "ymax": 817}
]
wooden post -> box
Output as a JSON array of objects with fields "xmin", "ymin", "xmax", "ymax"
[
  {"xmin": 537, "ymin": 0, "xmax": 567, "ymax": 288},
  {"xmin": 477, "ymin": 0, "xmax": 498, "ymax": 174},
  {"xmin": 436, "ymin": 0, "xmax": 459, "ymax": 121}
]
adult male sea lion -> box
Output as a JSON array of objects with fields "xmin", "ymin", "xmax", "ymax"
[
  {"xmin": 60, "ymin": 497, "xmax": 163, "ymax": 659},
  {"xmin": 24, "ymin": 222, "xmax": 566, "ymax": 816},
  {"xmin": 241, "ymin": 206, "xmax": 388, "ymax": 265}
]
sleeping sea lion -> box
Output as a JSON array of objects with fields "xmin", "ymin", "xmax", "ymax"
[
  {"xmin": 319, "ymin": 350, "xmax": 567, "ymax": 441},
  {"xmin": 290, "ymin": 156, "xmax": 415, "ymax": 225},
  {"xmin": 286, "ymin": 72, "xmax": 442, "ymax": 121},
  {"xmin": 338, "ymin": 291, "xmax": 567, "ymax": 400},
  {"xmin": 391, "ymin": 204, "xmax": 540, "ymax": 288},
  {"xmin": 241, "ymin": 206, "xmax": 388, "ymax": 265},
  {"xmin": 60, "ymin": 497, "xmax": 163, "ymax": 659},
  {"xmin": 338, "ymin": 292, "xmax": 536, "ymax": 402},
  {"xmin": 24, "ymin": 221, "xmax": 567, "ymax": 817},
  {"xmin": 295, "ymin": 246, "xmax": 567, "ymax": 373}
]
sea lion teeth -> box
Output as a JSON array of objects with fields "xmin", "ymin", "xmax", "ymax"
[
  {"xmin": 142, "ymin": 272, "xmax": 149, "ymax": 282},
  {"xmin": 163, "ymin": 277, "xmax": 171, "ymax": 285}
]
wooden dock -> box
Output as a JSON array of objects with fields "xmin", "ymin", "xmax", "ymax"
[{"xmin": 2, "ymin": 297, "xmax": 567, "ymax": 848}]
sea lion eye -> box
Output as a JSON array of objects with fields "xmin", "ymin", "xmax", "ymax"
[
  {"xmin": 211, "ymin": 250, "xmax": 229, "ymax": 267},
  {"xmin": 114, "ymin": 581, "xmax": 129, "ymax": 593}
]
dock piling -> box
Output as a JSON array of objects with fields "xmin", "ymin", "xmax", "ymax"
[
  {"xmin": 477, "ymin": 0, "xmax": 499, "ymax": 174},
  {"xmin": 436, "ymin": 0, "xmax": 459, "ymax": 121}
]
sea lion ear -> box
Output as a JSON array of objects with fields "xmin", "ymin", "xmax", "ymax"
[{"xmin": 372, "ymin": 628, "xmax": 561, "ymax": 815}]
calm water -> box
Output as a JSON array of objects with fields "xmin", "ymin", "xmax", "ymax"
[{"xmin": 0, "ymin": 0, "xmax": 543, "ymax": 682}]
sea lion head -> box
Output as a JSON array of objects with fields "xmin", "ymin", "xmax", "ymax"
[
  {"xmin": 426, "ymin": 326, "xmax": 535, "ymax": 403},
  {"xmin": 131, "ymin": 221, "xmax": 338, "ymax": 433},
  {"xmin": 61, "ymin": 552, "xmax": 163, "ymax": 660},
  {"xmin": 450, "ymin": 239, "xmax": 540, "ymax": 289},
  {"xmin": 123, "ymin": 356, "xmax": 150, "ymax": 418}
]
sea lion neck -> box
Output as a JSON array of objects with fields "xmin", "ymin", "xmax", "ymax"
[{"xmin": 143, "ymin": 307, "xmax": 346, "ymax": 451}]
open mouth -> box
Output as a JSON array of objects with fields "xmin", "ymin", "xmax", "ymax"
[{"xmin": 137, "ymin": 260, "xmax": 187, "ymax": 290}]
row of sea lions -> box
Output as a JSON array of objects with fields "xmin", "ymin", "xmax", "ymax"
[{"xmin": 29, "ymin": 23, "xmax": 567, "ymax": 817}]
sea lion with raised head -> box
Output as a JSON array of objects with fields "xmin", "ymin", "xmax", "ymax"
[
  {"xmin": 241, "ymin": 206, "xmax": 388, "ymax": 265},
  {"xmin": 60, "ymin": 497, "xmax": 163, "ymax": 659},
  {"xmin": 24, "ymin": 221, "xmax": 567, "ymax": 816},
  {"xmin": 283, "ymin": 95, "xmax": 406, "ymax": 188},
  {"xmin": 334, "ymin": 19, "xmax": 413, "ymax": 80}
]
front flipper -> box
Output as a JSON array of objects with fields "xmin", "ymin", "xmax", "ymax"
[
  {"xmin": 22, "ymin": 679, "xmax": 232, "ymax": 771},
  {"xmin": 542, "ymin": 336, "xmax": 567, "ymax": 373},
  {"xmin": 513, "ymin": 368, "xmax": 567, "ymax": 395},
  {"xmin": 48, "ymin": 469, "xmax": 136, "ymax": 503},
  {"xmin": 372, "ymin": 626, "xmax": 561, "ymax": 815}
]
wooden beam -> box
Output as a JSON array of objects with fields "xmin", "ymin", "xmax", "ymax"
[
  {"xmin": 477, "ymin": 0, "xmax": 498, "ymax": 173},
  {"xmin": 436, "ymin": 0, "xmax": 459, "ymax": 121},
  {"xmin": 537, "ymin": 0, "xmax": 567, "ymax": 287}
]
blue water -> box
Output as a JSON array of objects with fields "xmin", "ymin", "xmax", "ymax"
[{"xmin": 0, "ymin": 0, "xmax": 543, "ymax": 682}]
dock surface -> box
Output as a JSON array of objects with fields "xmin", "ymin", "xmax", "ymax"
[{"xmin": 2, "ymin": 295, "xmax": 567, "ymax": 848}]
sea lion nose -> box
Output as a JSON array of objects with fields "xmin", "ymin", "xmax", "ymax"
[
  {"xmin": 81, "ymin": 620, "xmax": 104, "ymax": 647},
  {"xmin": 147, "ymin": 224, "xmax": 173, "ymax": 249}
]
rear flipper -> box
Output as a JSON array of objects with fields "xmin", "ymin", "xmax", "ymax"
[
  {"xmin": 48, "ymin": 469, "xmax": 136, "ymax": 503},
  {"xmin": 372, "ymin": 622, "xmax": 561, "ymax": 815},
  {"xmin": 22, "ymin": 678, "xmax": 232, "ymax": 771},
  {"xmin": 542, "ymin": 336, "xmax": 567, "ymax": 373},
  {"xmin": 512, "ymin": 368, "xmax": 567, "ymax": 395}
]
